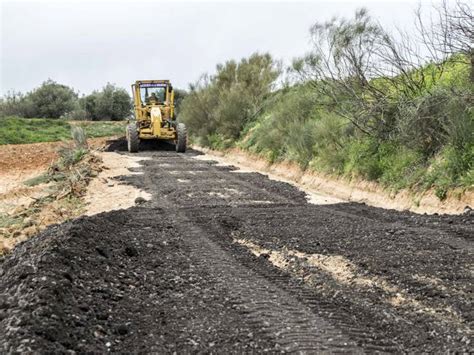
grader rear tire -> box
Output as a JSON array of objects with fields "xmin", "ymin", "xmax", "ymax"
[
  {"xmin": 176, "ymin": 123, "xmax": 187, "ymax": 153},
  {"xmin": 127, "ymin": 124, "xmax": 139, "ymax": 153}
]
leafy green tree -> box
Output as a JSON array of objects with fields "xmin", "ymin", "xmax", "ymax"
[
  {"xmin": 27, "ymin": 79, "xmax": 78, "ymax": 118},
  {"xmin": 81, "ymin": 83, "xmax": 131, "ymax": 121},
  {"xmin": 180, "ymin": 52, "xmax": 280, "ymax": 145},
  {"xmin": 173, "ymin": 88, "xmax": 188, "ymax": 117}
]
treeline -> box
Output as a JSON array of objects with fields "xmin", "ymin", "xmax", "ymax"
[
  {"xmin": 180, "ymin": 2, "xmax": 473, "ymax": 198},
  {"xmin": 0, "ymin": 80, "xmax": 132, "ymax": 120}
]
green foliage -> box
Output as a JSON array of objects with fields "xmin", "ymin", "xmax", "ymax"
[
  {"xmin": 423, "ymin": 145, "xmax": 474, "ymax": 192},
  {"xmin": 0, "ymin": 213, "xmax": 23, "ymax": 228},
  {"xmin": 396, "ymin": 87, "xmax": 473, "ymax": 157},
  {"xmin": 0, "ymin": 117, "xmax": 126, "ymax": 145},
  {"xmin": 80, "ymin": 83, "xmax": 131, "ymax": 121},
  {"xmin": 184, "ymin": 40, "xmax": 472, "ymax": 198},
  {"xmin": 71, "ymin": 126, "xmax": 87, "ymax": 148},
  {"xmin": 0, "ymin": 117, "xmax": 71, "ymax": 144},
  {"xmin": 0, "ymin": 81, "xmax": 132, "ymax": 121},
  {"xmin": 309, "ymin": 113, "xmax": 350, "ymax": 174},
  {"xmin": 238, "ymin": 10, "xmax": 472, "ymax": 198},
  {"xmin": 344, "ymin": 138, "xmax": 383, "ymax": 180},
  {"xmin": 242, "ymin": 85, "xmax": 319, "ymax": 164},
  {"xmin": 77, "ymin": 121, "xmax": 126, "ymax": 138},
  {"xmin": 207, "ymin": 133, "xmax": 234, "ymax": 150},
  {"xmin": 57, "ymin": 146, "xmax": 88, "ymax": 169},
  {"xmin": 28, "ymin": 80, "xmax": 78, "ymax": 118},
  {"xmin": 23, "ymin": 173, "xmax": 50, "ymax": 187},
  {"xmin": 0, "ymin": 80, "xmax": 78, "ymax": 118},
  {"xmin": 180, "ymin": 52, "xmax": 280, "ymax": 145},
  {"xmin": 173, "ymin": 88, "xmax": 188, "ymax": 117},
  {"xmin": 243, "ymin": 57, "xmax": 472, "ymax": 196}
]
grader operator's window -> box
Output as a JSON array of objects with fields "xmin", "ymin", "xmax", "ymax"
[{"xmin": 140, "ymin": 85, "xmax": 166, "ymax": 105}]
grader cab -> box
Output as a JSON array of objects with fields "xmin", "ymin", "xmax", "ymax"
[{"xmin": 126, "ymin": 80, "xmax": 187, "ymax": 153}]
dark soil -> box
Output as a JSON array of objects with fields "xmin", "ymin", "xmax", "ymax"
[{"xmin": 1, "ymin": 144, "xmax": 472, "ymax": 353}]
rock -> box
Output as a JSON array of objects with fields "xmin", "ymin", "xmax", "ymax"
[
  {"xmin": 96, "ymin": 312, "xmax": 109, "ymax": 321},
  {"xmin": 95, "ymin": 246, "xmax": 109, "ymax": 258},
  {"xmin": 135, "ymin": 197, "xmax": 147, "ymax": 205},
  {"xmin": 114, "ymin": 324, "xmax": 129, "ymax": 336},
  {"xmin": 124, "ymin": 245, "xmax": 138, "ymax": 257}
]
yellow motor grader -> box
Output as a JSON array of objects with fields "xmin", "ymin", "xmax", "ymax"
[{"xmin": 126, "ymin": 80, "xmax": 187, "ymax": 153}]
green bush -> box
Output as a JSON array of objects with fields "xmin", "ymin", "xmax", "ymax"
[
  {"xmin": 0, "ymin": 80, "xmax": 77, "ymax": 118},
  {"xmin": 0, "ymin": 81, "xmax": 132, "ymax": 121},
  {"xmin": 179, "ymin": 9, "xmax": 473, "ymax": 198},
  {"xmin": 180, "ymin": 53, "xmax": 280, "ymax": 145},
  {"xmin": 423, "ymin": 145, "xmax": 474, "ymax": 192},
  {"xmin": 80, "ymin": 83, "xmax": 131, "ymax": 121},
  {"xmin": 310, "ymin": 113, "xmax": 350, "ymax": 174},
  {"xmin": 242, "ymin": 85, "xmax": 319, "ymax": 164},
  {"xmin": 344, "ymin": 138, "xmax": 383, "ymax": 180},
  {"xmin": 29, "ymin": 80, "xmax": 78, "ymax": 118},
  {"xmin": 396, "ymin": 87, "xmax": 472, "ymax": 157}
]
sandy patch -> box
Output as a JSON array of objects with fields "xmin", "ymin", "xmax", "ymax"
[
  {"xmin": 234, "ymin": 238, "xmax": 464, "ymax": 325},
  {"xmin": 193, "ymin": 152, "xmax": 343, "ymax": 206},
  {"xmin": 84, "ymin": 152, "xmax": 152, "ymax": 216}
]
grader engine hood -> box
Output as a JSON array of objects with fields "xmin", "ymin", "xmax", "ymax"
[{"xmin": 150, "ymin": 106, "xmax": 163, "ymax": 136}]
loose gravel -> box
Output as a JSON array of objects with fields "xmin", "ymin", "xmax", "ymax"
[{"xmin": 1, "ymin": 143, "xmax": 472, "ymax": 353}]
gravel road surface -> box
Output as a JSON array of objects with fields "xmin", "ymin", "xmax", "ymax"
[{"xmin": 1, "ymin": 144, "xmax": 472, "ymax": 353}]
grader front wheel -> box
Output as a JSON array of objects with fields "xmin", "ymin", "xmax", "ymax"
[
  {"xmin": 127, "ymin": 124, "xmax": 140, "ymax": 153},
  {"xmin": 176, "ymin": 123, "xmax": 187, "ymax": 153}
]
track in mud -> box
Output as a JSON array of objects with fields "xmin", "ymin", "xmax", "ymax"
[{"xmin": 1, "ymin": 143, "xmax": 473, "ymax": 353}]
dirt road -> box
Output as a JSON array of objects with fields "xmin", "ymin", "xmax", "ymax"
[{"xmin": 1, "ymin": 143, "xmax": 473, "ymax": 353}]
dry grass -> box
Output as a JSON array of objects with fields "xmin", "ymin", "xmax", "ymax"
[{"xmin": 0, "ymin": 143, "xmax": 104, "ymax": 254}]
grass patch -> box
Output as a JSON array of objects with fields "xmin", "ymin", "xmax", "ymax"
[
  {"xmin": 23, "ymin": 173, "xmax": 51, "ymax": 187},
  {"xmin": 0, "ymin": 117, "xmax": 71, "ymax": 144},
  {"xmin": 0, "ymin": 213, "xmax": 23, "ymax": 228},
  {"xmin": 0, "ymin": 117, "xmax": 126, "ymax": 145},
  {"xmin": 73, "ymin": 121, "xmax": 126, "ymax": 138}
]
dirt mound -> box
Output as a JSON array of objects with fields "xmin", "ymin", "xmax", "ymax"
[
  {"xmin": 0, "ymin": 137, "xmax": 116, "ymax": 175},
  {"xmin": 0, "ymin": 144, "xmax": 105, "ymax": 254},
  {"xmin": 0, "ymin": 209, "xmax": 278, "ymax": 353}
]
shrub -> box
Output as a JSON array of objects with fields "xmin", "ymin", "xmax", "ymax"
[
  {"xmin": 28, "ymin": 80, "xmax": 78, "ymax": 118},
  {"xmin": 344, "ymin": 138, "xmax": 383, "ymax": 180},
  {"xmin": 180, "ymin": 53, "xmax": 280, "ymax": 145},
  {"xmin": 71, "ymin": 126, "xmax": 88, "ymax": 148},
  {"xmin": 310, "ymin": 113, "xmax": 350, "ymax": 174},
  {"xmin": 0, "ymin": 81, "xmax": 77, "ymax": 118},
  {"xmin": 396, "ymin": 88, "xmax": 472, "ymax": 157},
  {"xmin": 173, "ymin": 88, "xmax": 188, "ymax": 117},
  {"xmin": 81, "ymin": 83, "xmax": 131, "ymax": 121}
]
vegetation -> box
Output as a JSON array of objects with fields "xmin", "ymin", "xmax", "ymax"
[
  {"xmin": 179, "ymin": 52, "xmax": 280, "ymax": 147},
  {"xmin": 0, "ymin": 80, "xmax": 132, "ymax": 121},
  {"xmin": 0, "ymin": 80, "xmax": 77, "ymax": 118},
  {"xmin": 0, "ymin": 127, "xmax": 103, "ymax": 250},
  {"xmin": 74, "ymin": 83, "xmax": 132, "ymax": 121},
  {"xmin": 0, "ymin": 117, "xmax": 126, "ymax": 145},
  {"xmin": 180, "ymin": 3, "xmax": 473, "ymax": 198}
]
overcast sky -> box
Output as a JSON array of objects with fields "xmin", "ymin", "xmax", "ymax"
[{"xmin": 1, "ymin": 0, "xmax": 432, "ymax": 96}]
